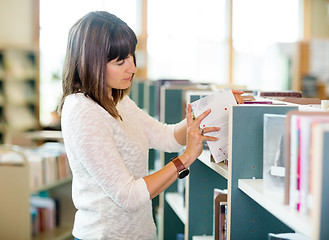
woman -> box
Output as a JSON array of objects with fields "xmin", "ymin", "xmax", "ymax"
[{"xmin": 59, "ymin": 11, "xmax": 240, "ymax": 240}]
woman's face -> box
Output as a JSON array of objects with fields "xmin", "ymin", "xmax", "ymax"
[{"xmin": 106, "ymin": 55, "xmax": 136, "ymax": 93}]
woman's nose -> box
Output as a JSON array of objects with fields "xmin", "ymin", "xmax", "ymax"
[{"xmin": 127, "ymin": 56, "xmax": 136, "ymax": 73}]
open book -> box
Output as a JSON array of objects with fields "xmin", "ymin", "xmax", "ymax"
[{"xmin": 190, "ymin": 88, "xmax": 237, "ymax": 163}]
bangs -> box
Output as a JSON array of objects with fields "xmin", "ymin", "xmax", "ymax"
[{"xmin": 108, "ymin": 24, "xmax": 137, "ymax": 61}]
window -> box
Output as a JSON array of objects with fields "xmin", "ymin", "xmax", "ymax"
[
  {"xmin": 40, "ymin": 0, "xmax": 303, "ymax": 125},
  {"xmin": 39, "ymin": 0, "xmax": 138, "ymax": 126},
  {"xmin": 232, "ymin": 0, "xmax": 302, "ymax": 90},
  {"xmin": 147, "ymin": 0, "xmax": 230, "ymax": 84}
]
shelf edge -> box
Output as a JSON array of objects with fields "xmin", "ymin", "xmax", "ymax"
[{"xmin": 238, "ymin": 179, "xmax": 312, "ymax": 237}]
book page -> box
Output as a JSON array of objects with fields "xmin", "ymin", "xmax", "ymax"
[{"xmin": 190, "ymin": 88, "xmax": 237, "ymax": 163}]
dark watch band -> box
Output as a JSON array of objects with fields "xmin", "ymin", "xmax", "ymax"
[{"xmin": 171, "ymin": 157, "xmax": 190, "ymax": 179}]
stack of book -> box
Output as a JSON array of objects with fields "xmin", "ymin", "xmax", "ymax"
[
  {"xmin": 25, "ymin": 142, "xmax": 71, "ymax": 189},
  {"xmin": 30, "ymin": 196, "xmax": 58, "ymax": 236},
  {"xmin": 284, "ymin": 111, "xmax": 329, "ymax": 215}
]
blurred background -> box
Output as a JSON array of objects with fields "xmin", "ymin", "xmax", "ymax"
[
  {"xmin": 0, "ymin": 1, "xmax": 328, "ymax": 240},
  {"xmin": 0, "ymin": 0, "xmax": 328, "ymax": 142}
]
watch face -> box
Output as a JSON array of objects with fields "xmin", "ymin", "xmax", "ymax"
[{"xmin": 178, "ymin": 168, "xmax": 190, "ymax": 179}]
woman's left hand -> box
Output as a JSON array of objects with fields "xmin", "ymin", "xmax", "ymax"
[
  {"xmin": 183, "ymin": 104, "xmax": 219, "ymax": 162},
  {"xmin": 232, "ymin": 89, "xmax": 244, "ymax": 104}
]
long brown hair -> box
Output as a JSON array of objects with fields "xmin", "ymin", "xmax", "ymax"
[{"xmin": 58, "ymin": 11, "xmax": 137, "ymax": 119}]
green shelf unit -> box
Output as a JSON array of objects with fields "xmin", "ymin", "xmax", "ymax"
[
  {"xmin": 157, "ymin": 87, "xmax": 328, "ymax": 240},
  {"xmin": 130, "ymin": 80, "xmax": 145, "ymax": 109},
  {"xmin": 160, "ymin": 86, "xmax": 186, "ymax": 240},
  {"xmin": 144, "ymin": 80, "xmax": 159, "ymax": 171},
  {"xmin": 137, "ymin": 81, "xmax": 145, "ymax": 109},
  {"xmin": 163, "ymin": 200, "xmax": 185, "ymax": 240},
  {"xmin": 229, "ymin": 105, "xmax": 298, "ymax": 240},
  {"xmin": 187, "ymin": 159, "xmax": 227, "ymax": 239},
  {"xmin": 144, "ymin": 81, "xmax": 157, "ymax": 118}
]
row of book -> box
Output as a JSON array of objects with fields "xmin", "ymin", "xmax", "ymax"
[
  {"xmin": 285, "ymin": 111, "xmax": 329, "ymax": 215},
  {"xmin": 0, "ymin": 142, "xmax": 71, "ymax": 189},
  {"xmin": 262, "ymin": 109, "xmax": 329, "ymax": 216},
  {"xmin": 25, "ymin": 142, "xmax": 71, "ymax": 189},
  {"xmin": 30, "ymin": 195, "xmax": 59, "ymax": 236}
]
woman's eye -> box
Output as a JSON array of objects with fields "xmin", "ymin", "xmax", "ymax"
[{"xmin": 117, "ymin": 59, "xmax": 125, "ymax": 65}]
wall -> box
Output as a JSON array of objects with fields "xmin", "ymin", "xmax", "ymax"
[
  {"xmin": 311, "ymin": 0, "xmax": 329, "ymax": 38},
  {"xmin": 0, "ymin": 0, "xmax": 35, "ymax": 48}
]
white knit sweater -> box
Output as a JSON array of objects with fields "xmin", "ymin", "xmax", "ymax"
[{"xmin": 61, "ymin": 93, "xmax": 183, "ymax": 240}]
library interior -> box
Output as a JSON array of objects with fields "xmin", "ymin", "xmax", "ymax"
[{"xmin": 0, "ymin": 0, "xmax": 328, "ymax": 240}]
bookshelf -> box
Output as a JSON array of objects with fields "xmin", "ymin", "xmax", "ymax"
[
  {"xmin": 131, "ymin": 81, "xmax": 329, "ymax": 239},
  {"xmin": 227, "ymin": 105, "xmax": 301, "ymax": 239},
  {"xmin": 0, "ymin": 145, "xmax": 74, "ymax": 240},
  {"xmin": 0, "ymin": 48, "xmax": 39, "ymax": 144}
]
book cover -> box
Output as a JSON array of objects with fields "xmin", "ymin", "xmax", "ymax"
[
  {"xmin": 260, "ymin": 91, "xmax": 302, "ymax": 98},
  {"xmin": 213, "ymin": 189, "xmax": 227, "ymax": 240},
  {"xmin": 310, "ymin": 122, "xmax": 329, "ymax": 239},
  {"xmin": 190, "ymin": 88, "xmax": 237, "ymax": 163}
]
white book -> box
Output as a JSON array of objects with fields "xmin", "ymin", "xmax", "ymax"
[
  {"xmin": 190, "ymin": 88, "xmax": 237, "ymax": 163},
  {"xmin": 299, "ymin": 115, "xmax": 329, "ymax": 214}
]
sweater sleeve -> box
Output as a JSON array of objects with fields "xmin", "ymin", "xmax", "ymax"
[
  {"xmin": 61, "ymin": 95, "xmax": 150, "ymax": 212},
  {"xmin": 125, "ymin": 97, "xmax": 184, "ymax": 152}
]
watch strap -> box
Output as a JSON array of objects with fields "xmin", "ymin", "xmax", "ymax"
[
  {"xmin": 171, "ymin": 157, "xmax": 185, "ymax": 173},
  {"xmin": 171, "ymin": 157, "xmax": 186, "ymax": 173}
]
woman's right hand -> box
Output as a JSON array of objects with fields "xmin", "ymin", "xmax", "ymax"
[{"xmin": 182, "ymin": 104, "xmax": 219, "ymax": 165}]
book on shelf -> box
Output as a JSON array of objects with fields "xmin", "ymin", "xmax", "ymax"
[
  {"xmin": 210, "ymin": 154, "xmax": 228, "ymax": 165},
  {"xmin": 259, "ymin": 91, "xmax": 302, "ymax": 98},
  {"xmin": 310, "ymin": 122, "xmax": 329, "ymax": 228},
  {"xmin": 30, "ymin": 196, "xmax": 59, "ymax": 236},
  {"xmin": 244, "ymin": 101, "xmax": 275, "ymax": 104},
  {"xmin": 263, "ymin": 114, "xmax": 286, "ymax": 196},
  {"xmin": 284, "ymin": 111, "xmax": 329, "ymax": 216},
  {"xmin": 213, "ymin": 189, "xmax": 227, "ymax": 240},
  {"xmin": 29, "ymin": 142, "xmax": 71, "ymax": 188},
  {"xmin": 0, "ymin": 142, "xmax": 71, "ymax": 189},
  {"xmin": 278, "ymin": 97, "xmax": 321, "ymax": 105},
  {"xmin": 190, "ymin": 88, "xmax": 237, "ymax": 163}
]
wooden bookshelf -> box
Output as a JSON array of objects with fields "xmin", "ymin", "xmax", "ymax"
[
  {"xmin": 31, "ymin": 176, "xmax": 72, "ymax": 194},
  {"xmin": 0, "ymin": 145, "xmax": 74, "ymax": 240},
  {"xmin": 0, "ymin": 48, "xmax": 40, "ymax": 144},
  {"xmin": 33, "ymin": 224, "xmax": 73, "ymax": 240}
]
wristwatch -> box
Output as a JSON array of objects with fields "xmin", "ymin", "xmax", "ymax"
[{"xmin": 171, "ymin": 156, "xmax": 190, "ymax": 179}]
